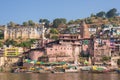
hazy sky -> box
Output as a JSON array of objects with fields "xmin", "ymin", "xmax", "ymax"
[{"xmin": 0, "ymin": 0, "xmax": 120, "ymax": 25}]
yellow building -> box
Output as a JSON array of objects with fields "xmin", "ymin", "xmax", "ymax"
[{"xmin": 4, "ymin": 48, "xmax": 19, "ymax": 57}]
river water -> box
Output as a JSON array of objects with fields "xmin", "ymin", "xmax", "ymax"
[{"xmin": 0, "ymin": 72, "xmax": 120, "ymax": 80}]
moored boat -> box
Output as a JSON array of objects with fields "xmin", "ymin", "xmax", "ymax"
[
  {"xmin": 89, "ymin": 66, "xmax": 110, "ymax": 73},
  {"xmin": 115, "ymin": 68, "xmax": 120, "ymax": 73},
  {"xmin": 80, "ymin": 66, "xmax": 92, "ymax": 71}
]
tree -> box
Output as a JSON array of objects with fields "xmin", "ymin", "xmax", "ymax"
[
  {"xmin": 106, "ymin": 8, "xmax": 119, "ymax": 18},
  {"xmin": 53, "ymin": 18, "xmax": 67, "ymax": 28},
  {"xmin": 28, "ymin": 20, "xmax": 35, "ymax": 26},
  {"xmin": 50, "ymin": 28, "xmax": 59, "ymax": 34},
  {"xmin": 117, "ymin": 59, "xmax": 120, "ymax": 66},
  {"xmin": 68, "ymin": 20, "xmax": 74, "ymax": 24},
  {"xmin": 101, "ymin": 56, "xmax": 111, "ymax": 62},
  {"xmin": 17, "ymin": 39, "xmax": 36, "ymax": 50},
  {"xmin": 90, "ymin": 13, "xmax": 96, "ymax": 17},
  {"xmin": 75, "ymin": 19, "xmax": 81, "ymax": 23},
  {"xmin": 39, "ymin": 19, "xmax": 50, "ymax": 28},
  {"xmin": 4, "ymin": 39, "xmax": 17, "ymax": 47},
  {"xmin": 51, "ymin": 35, "xmax": 58, "ymax": 40},
  {"xmin": 78, "ymin": 57, "xmax": 85, "ymax": 65},
  {"xmin": 23, "ymin": 22, "xmax": 28, "ymax": 26},
  {"xmin": 0, "ymin": 41, "xmax": 3, "ymax": 47},
  {"xmin": 28, "ymin": 39, "xmax": 36, "ymax": 44},
  {"xmin": 0, "ymin": 30, "xmax": 4, "ymax": 39},
  {"xmin": 7, "ymin": 21, "xmax": 16, "ymax": 27},
  {"xmin": 17, "ymin": 41, "xmax": 31, "ymax": 52},
  {"xmin": 96, "ymin": 11, "xmax": 106, "ymax": 17}
]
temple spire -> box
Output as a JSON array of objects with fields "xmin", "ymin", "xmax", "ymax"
[{"xmin": 80, "ymin": 21, "xmax": 90, "ymax": 38}]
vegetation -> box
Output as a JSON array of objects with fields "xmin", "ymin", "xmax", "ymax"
[
  {"xmin": 51, "ymin": 35, "xmax": 58, "ymax": 40},
  {"xmin": 4, "ymin": 39, "xmax": 17, "ymax": 47},
  {"xmin": 106, "ymin": 8, "xmax": 119, "ymax": 18},
  {"xmin": 0, "ymin": 31, "xmax": 4, "ymax": 39},
  {"xmin": 7, "ymin": 21, "xmax": 16, "ymax": 27},
  {"xmin": 28, "ymin": 20, "xmax": 35, "ymax": 26},
  {"xmin": 117, "ymin": 59, "xmax": 120, "ymax": 66},
  {"xmin": 17, "ymin": 39, "xmax": 36, "ymax": 49},
  {"xmin": 39, "ymin": 19, "xmax": 50, "ymax": 28},
  {"xmin": 0, "ymin": 41, "xmax": 3, "ymax": 47},
  {"xmin": 96, "ymin": 11, "xmax": 106, "ymax": 17},
  {"xmin": 96, "ymin": 8, "xmax": 119, "ymax": 18},
  {"xmin": 23, "ymin": 22, "xmax": 29, "ymax": 26},
  {"xmin": 101, "ymin": 56, "xmax": 111, "ymax": 62},
  {"xmin": 53, "ymin": 18, "xmax": 67, "ymax": 28},
  {"xmin": 50, "ymin": 28, "xmax": 59, "ymax": 34}
]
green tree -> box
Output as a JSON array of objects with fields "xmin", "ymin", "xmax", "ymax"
[
  {"xmin": 51, "ymin": 35, "xmax": 58, "ymax": 40},
  {"xmin": 53, "ymin": 18, "xmax": 67, "ymax": 28},
  {"xmin": 90, "ymin": 13, "xmax": 96, "ymax": 17},
  {"xmin": 28, "ymin": 20, "xmax": 35, "ymax": 26},
  {"xmin": 28, "ymin": 39, "xmax": 36, "ymax": 44},
  {"xmin": 39, "ymin": 19, "xmax": 50, "ymax": 28},
  {"xmin": 117, "ymin": 59, "xmax": 120, "ymax": 67},
  {"xmin": 101, "ymin": 56, "xmax": 111, "ymax": 62},
  {"xmin": 18, "ymin": 41, "xmax": 31, "ymax": 52},
  {"xmin": 23, "ymin": 22, "xmax": 28, "ymax": 26},
  {"xmin": 4, "ymin": 39, "xmax": 17, "ymax": 46},
  {"xmin": 68, "ymin": 20, "xmax": 74, "ymax": 24},
  {"xmin": 78, "ymin": 57, "xmax": 85, "ymax": 65},
  {"xmin": 7, "ymin": 21, "xmax": 16, "ymax": 27},
  {"xmin": 106, "ymin": 8, "xmax": 119, "ymax": 18},
  {"xmin": 50, "ymin": 28, "xmax": 59, "ymax": 34},
  {"xmin": 75, "ymin": 19, "xmax": 81, "ymax": 23},
  {"xmin": 0, "ymin": 41, "xmax": 3, "ymax": 47},
  {"xmin": 0, "ymin": 30, "xmax": 4, "ymax": 39},
  {"xmin": 96, "ymin": 11, "xmax": 106, "ymax": 17},
  {"xmin": 18, "ymin": 39, "xmax": 36, "ymax": 50}
]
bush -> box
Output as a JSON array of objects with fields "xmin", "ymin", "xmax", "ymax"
[{"xmin": 117, "ymin": 59, "xmax": 120, "ymax": 66}]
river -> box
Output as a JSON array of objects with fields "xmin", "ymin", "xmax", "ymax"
[{"xmin": 0, "ymin": 72, "xmax": 120, "ymax": 80}]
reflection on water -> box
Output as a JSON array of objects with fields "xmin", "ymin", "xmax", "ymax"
[{"xmin": 0, "ymin": 72, "xmax": 120, "ymax": 80}]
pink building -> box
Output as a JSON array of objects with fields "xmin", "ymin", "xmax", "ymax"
[
  {"xmin": 46, "ymin": 44, "xmax": 74, "ymax": 62},
  {"xmin": 93, "ymin": 39, "xmax": 111, "ymax": 63}
]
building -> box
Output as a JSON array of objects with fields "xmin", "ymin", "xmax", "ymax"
[
  {"xmin": 46, "ymin": 21, "xmax": 93, "ymax": 64},
  {"xmin": 0, "ymin": 47, "xmax": 24, "ymax": 68},
  {"xmin": 93, "ymin": 39, "xmax": 111, "ymax": 64},
  {"xmin": 4, "ymin": 24, "xmax": 45, "ymax": 40},
  {"xmin": 20, "ymin": 21, "xmax": 93, "ymax": 64},
  {"xmin": 46, "ymin": 44, "xmax": 74, "ymax": 62}
]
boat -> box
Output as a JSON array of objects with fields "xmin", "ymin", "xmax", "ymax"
[
  {"xmin": 51, "ymin": 68, "xmax": 65, "ymax": 73},
  {"xmin": 65, "ymin": 65, "xmax": 79, "ymax": 73},
  {"xmin": 89, "ymin": 66, "xmax": 110, "ymax": 73},
  {"xmin": 115, "ymin": 68, "xmax": 120, "ymax": 73},
  {"xmin": 51, "ymin": 71, "xmax": 65, "ymax": 73},
  {"xmin": 80, "ymin": 66, "xmax": 92, "ymax": 71},
  {"xmin": 65, "ymin": 68, "xmax": 78, "ymax": 73}
]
